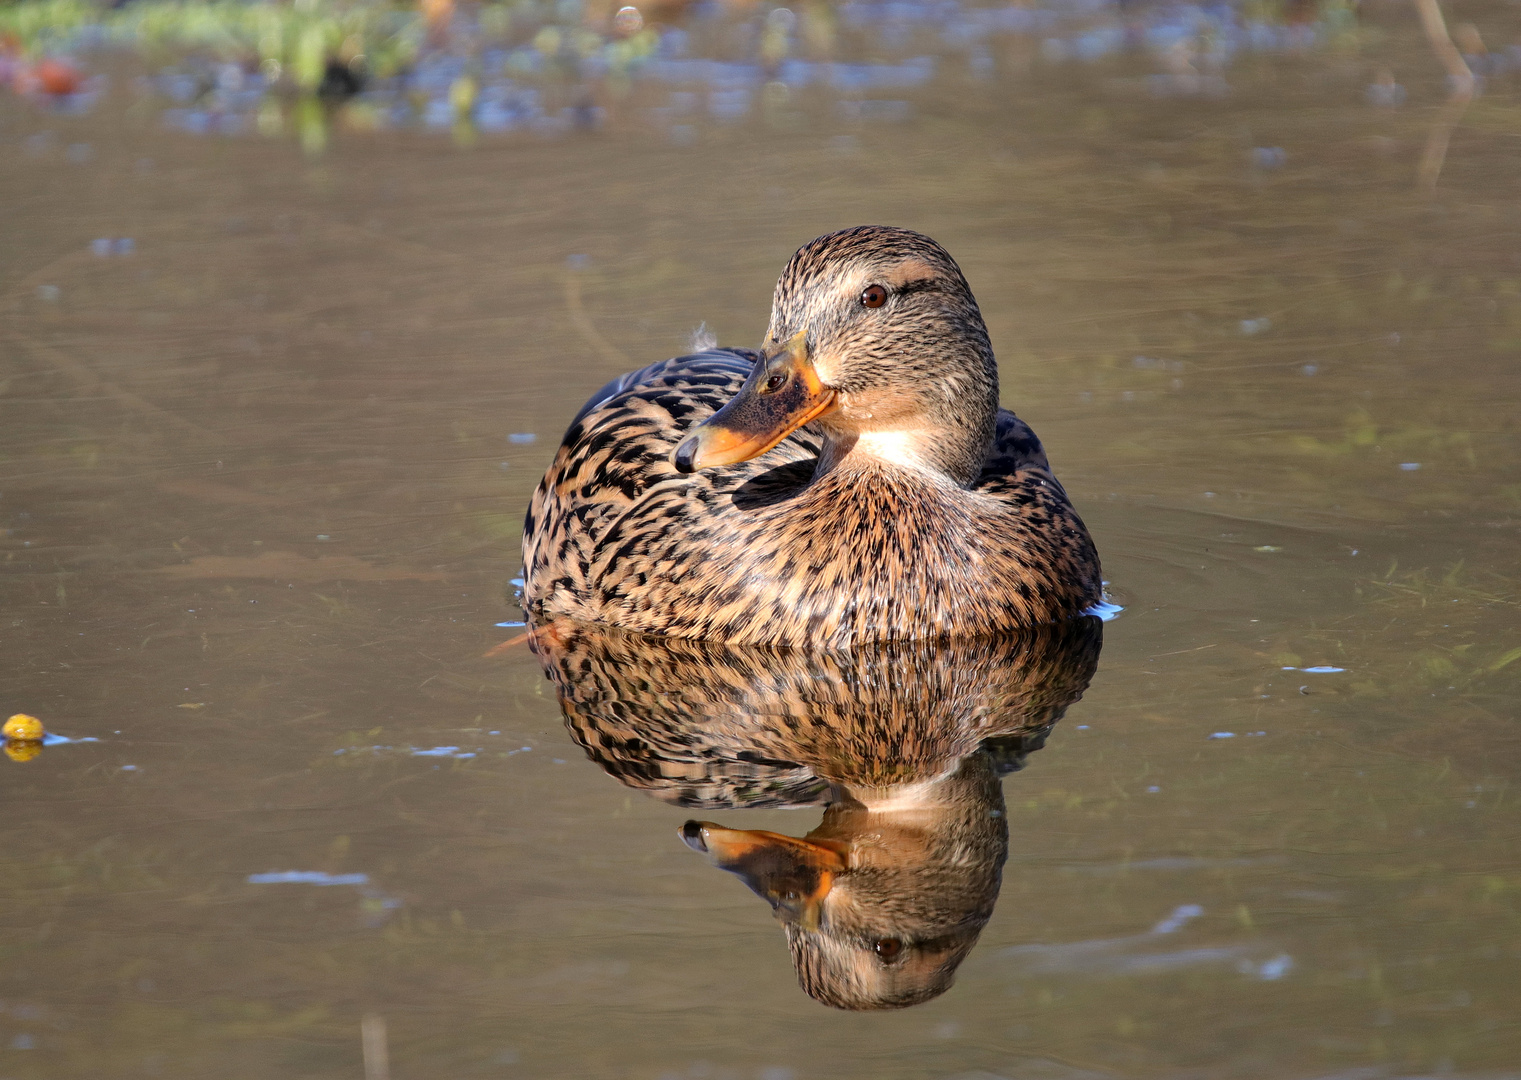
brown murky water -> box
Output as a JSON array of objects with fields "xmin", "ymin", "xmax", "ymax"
[{"xmin": 3, "ymin": 3, "xmax": 1521, "ymax": 1077}]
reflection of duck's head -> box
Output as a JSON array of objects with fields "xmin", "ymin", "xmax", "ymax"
[
  {"xmin": 529, "ymin": 616, "xmax": 1100, "ymax": 1010},
  {"xmin": 681, "ymin": 749, "xmax": 1017, "ymax": 1010}
]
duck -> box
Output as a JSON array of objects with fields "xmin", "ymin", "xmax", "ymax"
[
  {"xmin": 521, "ymin": 225, "xmax": 1101, "ymax": 646},
  {"xmin": 527, "ymin": 615, "xmax": 1102, "ymax": 1009}
]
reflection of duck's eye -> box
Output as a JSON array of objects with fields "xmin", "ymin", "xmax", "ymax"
[
  {"xmin": 781, "ymin": 890, "xmax": 800, "ymax": 901},
  {"xmin": 860, "ymin": 284, "xmax": 888, "ymax": 309},
  {"xmin": 873, "ymin": 938, "xmax": 904, "ymax": 962},
  {"xmin": 763, "ymin": 372, "xmax": 787, "ymax": 393}
]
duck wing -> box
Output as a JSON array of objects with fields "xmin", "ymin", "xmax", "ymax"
[
  {"xmin": 980, "ymin": 409, "xmax": 1050, "ymax": 475},
  {"xmin": 522, "ymin": 349, "xmax": 823, "ymax": 609},
  {"xmin": 975, "ymin": 408, "xmax": 1074, "ymax": 498}
]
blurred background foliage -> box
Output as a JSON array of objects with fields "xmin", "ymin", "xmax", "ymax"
[{"xmin": 0, "ymin": 0, "xmax": 1395, "ymax": 152}]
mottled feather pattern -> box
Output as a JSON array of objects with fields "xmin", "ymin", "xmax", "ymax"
[{"xmin": 523, "ymin": 353, "xmax": 1097, "ymax": 645}]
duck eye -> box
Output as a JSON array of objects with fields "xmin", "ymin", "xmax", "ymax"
[
  {"xmin": 860, "ymin": 284, "xmax": 888, "ymax": 309},
  {"xmin": 763, "ymin": 372, "xmax": 787, "ymax": 393},
  {"xmin": 873, "ymin": 938, "xmax": 904, "ymax": 961}
]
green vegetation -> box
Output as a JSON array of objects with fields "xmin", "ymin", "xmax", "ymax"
[{"xmin": 1, "ymin": 0, "xmax": 426, "ymax": 84}]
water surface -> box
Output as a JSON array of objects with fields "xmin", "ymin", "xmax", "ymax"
[{"xmin": 2, "ymin": 3, "xmax": 1520, "ymax": 1076}]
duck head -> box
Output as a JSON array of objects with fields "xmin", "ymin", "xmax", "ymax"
[{"xmin": 673, "ymin": 226, "xmax": 999, "ymax": 487}]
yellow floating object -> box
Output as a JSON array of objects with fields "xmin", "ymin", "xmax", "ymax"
[
  {"xmin": 4, "ymin": 740, "xmax": 41, "ymax": 763},
  {"xmin": 3, "ymin": 714, "xmax": 44, "ymax": 741}
]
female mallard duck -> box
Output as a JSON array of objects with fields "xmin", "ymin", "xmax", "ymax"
[{"xmin": 522, "ymin": 225, "xmax": 1100, "ymax": 646}]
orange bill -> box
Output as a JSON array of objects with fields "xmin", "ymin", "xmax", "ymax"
[
  {"xmin": 672, "ymin": 332, "xmax": 836, "ymax": 473},
  {"xmin": 679, "ymin": 819, "xmax": 849, "ymax": 931}
]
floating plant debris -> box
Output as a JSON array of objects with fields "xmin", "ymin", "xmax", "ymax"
[{"xmin": 3, "ymin": 714, "xmax": 45, "ymax": 741}]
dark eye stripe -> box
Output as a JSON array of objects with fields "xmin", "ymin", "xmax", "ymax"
[{"xmin": 893, "ymin": 278, "xmax": 938, "ymax": 298}]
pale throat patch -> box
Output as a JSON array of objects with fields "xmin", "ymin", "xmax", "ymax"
[
  {"xmin": 850, "ymin": 777, "xmax": 955, "ymax": 812},
  {"xmin": 852, "ymin": 429, "xmax": 935, "ymax": 470}
]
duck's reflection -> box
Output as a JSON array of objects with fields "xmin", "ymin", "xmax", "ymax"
[{"xmin": 529, "ymin": 617, "xmax": 1101, "ymax": 1010}]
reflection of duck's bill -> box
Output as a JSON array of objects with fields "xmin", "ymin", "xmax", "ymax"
[
  {"xmin": 679, "ymin": 820, "xmax": 849, "ymax": 932},
  {"xmin": 672, "ymin": 332, "xmax": 836, "ymax": 473}
]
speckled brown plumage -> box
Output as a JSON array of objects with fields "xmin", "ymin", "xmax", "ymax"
[
  {"xmin": 522, "ymin": 226, "xmax": 1101, "ymax": 646},
  {"xmin": 528, "ymin": 615, "xmax": 1102, "ymax": 1009},
  {"xmin": 531, "ymin": 615, "xmax": 1101, "ymax": 807}
]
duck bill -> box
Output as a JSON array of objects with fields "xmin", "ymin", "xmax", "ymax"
[
  {"xmin": 679, "ymin": 820, "xmax": 848, "ymax": 931},
  {"xmin": 673, "ymin": 332, "xmax": 836, "ymax": 473}
]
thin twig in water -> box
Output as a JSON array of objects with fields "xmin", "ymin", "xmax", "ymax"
[
  {"xmin": 1412, "ymin": 0, "xmax": 1475, "ymax": 191},
  {"xmin": 361, "ymin": 1014, "xmax": 390, "ymax": 1080},
  {"xmin": 3, "ymin": 331, "xmax": 220, "ymax": 441},
  {"xmin": 564, "ymin": 273, "xmax": 629, "ymax": 367},
  {"xmin": 1150, "ymin": 644, "xmax": 1220, "ymax": 657},
  {"xmin": 483, "ymin": 631, "xmax": 531, "ymax": 657}
]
